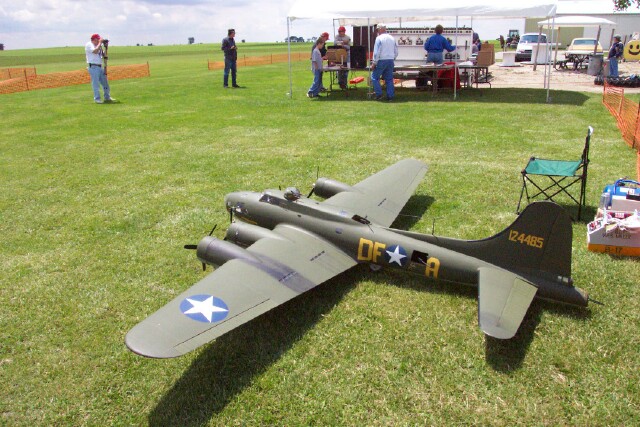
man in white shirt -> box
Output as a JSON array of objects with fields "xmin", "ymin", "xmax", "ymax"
[
  {"xmin": 85, "ymin": 34, "xmax": 115, "ymax": 104},
  {"xmin": 371, "ymin": 25, "xmax": 398, "ymax": 101}
]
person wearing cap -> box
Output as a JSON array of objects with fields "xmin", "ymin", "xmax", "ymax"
[
  {"xmin": 371, "ymin": 25, "xmax": 398, "ymax": 101},
  {"xmin": 607, "ymin": 35, "xmax": 624, "ymax": 78},
  {"xmin": 310, "ymin": 32, "xmax": 330, "ymax": 91},
  {"xmin": 334, "ymin": 26, "xmax": 351, "ymax": 89},
  {"xmin": 85, "ymin": 33, "xmax": 115, "ymax": 104},
  {"xmin": 424, "ymin": 25, "xmax": 456, "ymax": 65},
  {"xmin": 311, "ymin": 32, "xmax": 330, "ymax": 58},
  {"xmin": 222, "ymin": 29, "xmax": 240, "ymax": 88}
]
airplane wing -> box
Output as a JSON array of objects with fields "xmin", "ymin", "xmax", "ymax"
[
  {"xmin": 323, "ymin": 158, "xmax": 428, "ymax": 227},
  {"xmin": 125, "ymin": 224, "xmax": 357, "ymax": 358},
  {"xmin": 477, "ymin": 267, "xmax": 538, "ymax": 339}
]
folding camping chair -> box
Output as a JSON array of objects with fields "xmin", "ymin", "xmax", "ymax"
[{"xmin": 516, "ymin": 126, "xmax": 593, "ymax": 221}]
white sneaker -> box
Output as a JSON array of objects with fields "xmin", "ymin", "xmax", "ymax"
[
  {"xmin": 104, "ymin": 98, "xmax": 116, "ymax": 103},
  {"xmin": 95, "ymin": 99, "xmax": 103, "ymax": 104}
]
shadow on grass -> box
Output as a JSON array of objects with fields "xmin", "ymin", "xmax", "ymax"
[
  {"xmin": 148, "ymin": 268, "xmax": 363, "ymax": 427},
  {"xmin": 320, "ymin": 87, "xmax": 590, "ymax": 106},
  {"xmin": 378, "ymin": 269, "xmax": 594, "ymax": 372},
  {"xmin": 485, "ymin": 300, "xmax": 592, "ymax": 372},
  {"xmin": 390, "ymin": 194, "xmax": 435, "ymax": 230},
  {"xmin": 518, "ymin": 200, "xmax": 597, "ymax": 224}
]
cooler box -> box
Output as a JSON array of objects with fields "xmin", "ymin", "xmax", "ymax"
[{"xmin": 599, "ymin": 179, "xmax": 640, "ymax": 214}]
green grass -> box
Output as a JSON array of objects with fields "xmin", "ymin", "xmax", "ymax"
[{"xmin": 1, "ymin": 45, "xmax": 639, "ymax": 426}]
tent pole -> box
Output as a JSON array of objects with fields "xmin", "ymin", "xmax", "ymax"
[
  {"xmin": 533, "ymin": 25, "xmax": 542, "ymax": 71},
  {"xmin": 367, "ymin": 18, "xmax": 372, "ymax": 99},
  {"xmin": 609, "ymin": 29, "xmax": 615, "ymax": 48},
  {"xmin": 594, "ymin": 25, "xmax": 602, "ymax": 55},
  {"xmin": 454, "ymin": 16, "xmax": 458, "ymax": 100},
  {"xmin": 545, "ymin": 17, "xmax": 555, "ymax": 103},
  {"xmin": 287, "ymin": 17, "xmax": 293, "ymax": 99},
  {"xmin": 553, "ymin": 27, "xmax": 560, "ymax": 67}
]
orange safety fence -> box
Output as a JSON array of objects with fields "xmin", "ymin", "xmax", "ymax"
[
  {"xmin": 603, "ymin": 82, "xmax": 640, "ymax": 180},
  {"xmin": 1, "ymin": 67, "xmax": 37, "ymax": 80},
  {"xmin": 0, "ymin": 63, "xmax": 150, "ymax": 95},
  {"xmin": 208, "ymin": 52, "xmax": 308, "ymax": 70}
]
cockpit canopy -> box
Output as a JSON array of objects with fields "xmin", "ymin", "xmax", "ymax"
[{"xmin": 283, "ymin": 187, "xmax": 302, "ymax": 201}]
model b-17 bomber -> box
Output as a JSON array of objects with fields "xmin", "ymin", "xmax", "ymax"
[{"xmin": 126, "ymin": 159, "xmax": 594, "ymax": 358}]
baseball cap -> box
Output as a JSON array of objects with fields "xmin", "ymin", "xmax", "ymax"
[
  {"xmin": 91, "ymin": 33, "xmax": 100, "ymax": 40},
  {"xmin": 322, "ymin": 32, "xmax": 330, "ymax": 40},
  {"xmin": 338, "ymin": 26, "xmax": 346, "ymax": 32}
]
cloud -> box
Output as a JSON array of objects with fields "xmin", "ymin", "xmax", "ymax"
[{"xmin": 0, "ymin": 0, "xmax": 334, "ymax": 49}]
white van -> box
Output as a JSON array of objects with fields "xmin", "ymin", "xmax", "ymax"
[{"xmin": 515, "ymin": 33, "xmax": 548, "ymax": 62}]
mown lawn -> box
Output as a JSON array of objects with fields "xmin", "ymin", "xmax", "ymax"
[{"xmin": 1, "ymin": 43, "xmax": 639, "ymax": 426}]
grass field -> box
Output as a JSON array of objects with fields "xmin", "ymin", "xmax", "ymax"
[{"xmin": 1, "ymin": 43, "xmax": 639, "ymax": 426}]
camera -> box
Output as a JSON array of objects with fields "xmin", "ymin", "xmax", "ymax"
[{"xmin": 102, "ymin": 39, "xmax": 109, "ymax": 47}]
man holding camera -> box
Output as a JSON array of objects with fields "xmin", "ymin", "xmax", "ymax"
[{"xmin": 85, "ymin": 33, "xmax": 115, "ymax": 103}]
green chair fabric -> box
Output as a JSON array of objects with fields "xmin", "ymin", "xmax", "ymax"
[{"xmin": 525, "ymin": 159, "xmax": 582, "ymax": 177}]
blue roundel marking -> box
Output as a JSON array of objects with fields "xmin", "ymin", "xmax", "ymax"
[
  {"xmin": 180, "ymin": 294, "xmax": 229, "ymax": 323},
  {"xmin": 384, "ymin": 245, "xmax": 408, "ymax": 267}
]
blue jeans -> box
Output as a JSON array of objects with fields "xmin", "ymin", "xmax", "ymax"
[
  {"xmin": 87, "ymin": 65, "xmax": 110, "ymax": 101},
  {"xmin": 308, "ymin": 69, "xmax": 323, "ymax": 96},
  {"xmin": 224, "ymin": 58, "xmax": 237, "ymax": 86},
  {"xmin": 427, "ymin": 51, "xmax": 444, "ymax": 65},
  {"xmin": 372, "ymin": 59, "xmax": 395, "ymax": 99},
  {"xmin": 608, "ymin": 57, "xmax": 619, "ymax": 77}
]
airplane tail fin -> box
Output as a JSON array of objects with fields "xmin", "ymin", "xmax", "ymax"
[
  {"xmin": 481, "ymin": 201, "xmax": 572, "ymax": 278},
  {"xmin": 428, "ymin": 201, "xmax": 573, "ymax": 279}
]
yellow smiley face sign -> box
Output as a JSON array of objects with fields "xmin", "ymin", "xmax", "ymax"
[{"xmin": 624, "ymin": 40, "xmax": 640, "ymax": 61}]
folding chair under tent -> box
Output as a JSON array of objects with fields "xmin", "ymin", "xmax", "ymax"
[{"xmin": 517, "ymin": 126, "xmax": 593, "ymax": 220}]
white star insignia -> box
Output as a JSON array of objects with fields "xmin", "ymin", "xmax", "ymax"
[
  {"xmin": 184, "ymin": 296, "xmax": 228, "ymax": 323},
  {"xmin": 386, "ymin": 246, "xmax": 406, "ymax": 266}
]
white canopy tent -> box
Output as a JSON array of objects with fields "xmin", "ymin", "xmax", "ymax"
[
  {"xmin": 287, "ymin": 0, "xmax": 558, "ymax": 100},
  {"xmin": 537, "ymin": 15, "xmax": 617, "ymax": 66}
]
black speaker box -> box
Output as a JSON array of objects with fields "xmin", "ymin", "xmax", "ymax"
[{"xmin": 350, "ymin": 46, "xmax": 367, "ymax": 69}]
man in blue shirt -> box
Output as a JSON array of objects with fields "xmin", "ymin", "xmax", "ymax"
[
  {"xmin": 222, "ymin": 29, "xmax": 240, "ymax": 88},
  {"xmin": 607, "ymin": 35, "xmax": 624, "ymax": 78},
  {"xmin": 424, "ymin": 25, "xmax": 456, "ymax": 65},
  {"xmin": 371, "ymin": 25, "xmax": 398, "ymax": 101}
]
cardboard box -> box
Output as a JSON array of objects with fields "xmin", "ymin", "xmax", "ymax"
[
  {"xmin": 481, "ymin": 42, "xmax": 495, "ymax": 63},
  {"xmin": 476, "ymin": 51, "xmax": 494, "ymax": 66},
  {"xmin": 587, "ymin": 213, "xmax": 640, "ymax": 256},
  {"xmin": 326, "ymin": 49, "xmax": 347, "ymax": 64}
]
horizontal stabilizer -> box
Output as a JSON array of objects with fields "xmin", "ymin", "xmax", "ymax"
[{"xmin": 478, "ymin": 267, "xmax": 537, "ymax": 339}]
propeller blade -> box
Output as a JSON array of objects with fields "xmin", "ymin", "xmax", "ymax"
[
  {"xmin": 307, "ymin": 166, "xmax": 319, "ymax": 198},
  {"xmin": 184, "ymin": 244, "xmax": 198, "ymax": 250},
  {"xmin": 208, "ymin": 224, "xmax": 217, "ymax": 236},
  {"xmin": 229, "ymin": 209, "xmax": 233, "ymax": 223}
]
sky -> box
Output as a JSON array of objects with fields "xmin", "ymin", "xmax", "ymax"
[{"xmin": 0, "ymin": 0, "xmax": 524, "ymax": 50}]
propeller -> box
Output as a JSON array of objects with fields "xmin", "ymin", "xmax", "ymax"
[
  {"xmin": 307, "ymin": 165, "xmax": 320, "ymax": 198},
  {"xmin": 184, "ymin": 225, "xmax": 217, "ymax": 271}
]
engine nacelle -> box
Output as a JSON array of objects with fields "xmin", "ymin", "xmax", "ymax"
[
  {"xmin": 224, "ymin": 222, "xmax": 285, "ymax": 248},
  {"xmin": 196, "ymin": 236, "xmax": 260, "ymax": 268},
  {"xmin": 312, "ymin": 177, "xmax": 358, "ymax": 199}
]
